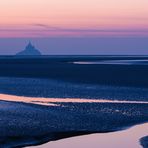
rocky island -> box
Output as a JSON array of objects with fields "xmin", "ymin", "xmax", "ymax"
[{"xmin": 16, "ymin": 42, "xmax": 42, "ymax": 56}]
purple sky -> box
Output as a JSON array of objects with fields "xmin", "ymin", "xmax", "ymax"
[
  {"xmin": 0, "ymin": 37, "xmax": 148, "ymax": 55},
  {"xmin": 0, "ymin": 0, "xmax": 148, "ymax": 55}
]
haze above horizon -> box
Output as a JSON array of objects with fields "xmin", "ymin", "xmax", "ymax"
[
  {"xmin": 0, "ymin": 0, "xmax": 148, "ymax": 38},
  {"xmin": 0, "ymin": 0, "xmax": 148, "ymax": 55}
]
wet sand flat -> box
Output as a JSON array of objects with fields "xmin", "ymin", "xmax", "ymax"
[
  {"xmin": 0, "ymin": 97, "xmax": 147, "ymax": 147},
  {"xmin": 0, "ymin": 56, "xmax": 148, "ymax": 87},
  {"xmin": 0, "ymin": 56, "xmax": 147, "ymax": 147}
]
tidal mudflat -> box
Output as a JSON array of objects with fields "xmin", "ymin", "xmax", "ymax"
[
  {"xmin": 0, "ymin": 98, "xmax": 147, "ymax": 148},
  {"xmin": 0, "ymin": 56, "xmax": 147, "ymax": 148},
  {"xmin": 0, "ymin": 79, "xmax": 147, "ymax": 148}
]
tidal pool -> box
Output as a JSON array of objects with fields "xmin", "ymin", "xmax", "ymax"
[{"xmin": 31, "ymin": 123, "xmax": 148, "ymax": 148}]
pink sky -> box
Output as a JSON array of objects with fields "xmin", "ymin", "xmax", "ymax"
[{"xmin": 0, "ymin": 0, "xmax": 148, "ymax": 37}]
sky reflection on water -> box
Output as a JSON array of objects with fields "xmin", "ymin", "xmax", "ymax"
[
  {"xmin": 31, "ymin": 123, "xmax": 148, "ymax": 148},
  {"xmin": 0, "ymin": 93, "xmax": 147, "ymax": 148},
  {"xmin": 0, "ymin": 94, "xmax": 148, "ymax": 107},
  {"xmin": 73, "ymin": 59, "xmax": 148, "ymax": 65}
]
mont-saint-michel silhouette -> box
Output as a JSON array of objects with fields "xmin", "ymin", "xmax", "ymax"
[{"xmin": 16, "ymin": 42, "xmax": 42, "ymax": 56}]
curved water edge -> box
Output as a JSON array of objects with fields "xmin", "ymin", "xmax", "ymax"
[
  {"xmin": 13, "ymin": 89, "xmax": 146, "ymax": 148},
  {"xmin": 0, "ymin": 93, "xmax": 147, "ymax": 148},
  {"xmin": 0, "ymin": 93, "xmax": 148, "ymax": 106},
  {"xmin": 29, "ymin": 123, "xmax": 148, "ymax": 148},
  {"xmin": 1, "ymin": 77, "xmax": 148, "ymax": 102}
]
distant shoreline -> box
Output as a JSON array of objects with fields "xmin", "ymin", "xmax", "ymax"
[{"xmin": 0, "ymin": 56, "xmax": 148, "ymax": 87}]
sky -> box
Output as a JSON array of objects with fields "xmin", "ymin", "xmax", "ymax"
[{"xmin": 0, "ymin": 0, "xmax": 148, "ymax": 55}]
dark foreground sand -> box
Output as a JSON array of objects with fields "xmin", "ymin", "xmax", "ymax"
[{"xmin": 0, "ymin": 99, "xmax": 147, "ymax": 147}]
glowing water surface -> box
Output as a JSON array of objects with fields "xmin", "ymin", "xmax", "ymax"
[
  {"xmin": 0, "ymin": 94, "xmax": 148, "ymax": 106},
  {"xmin": 31, "ymin": 123, "xmax": 148, "ymax": 148},
  {"xmin": 0, "ymin": 93, "xmax": 147, "ymax": 148},
  {"xmin": 73, "ymin": 59, "xmax": 148, "ymax": 65}
]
